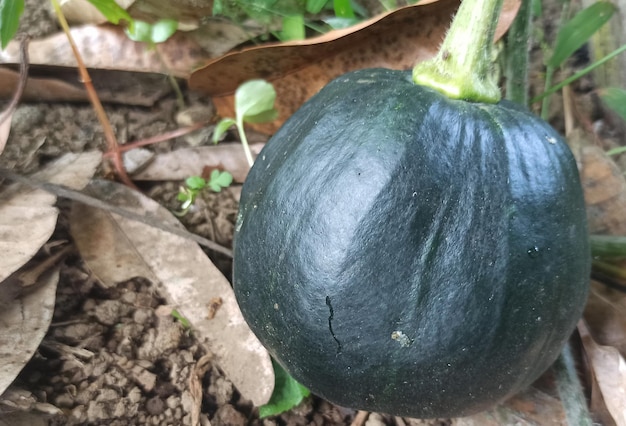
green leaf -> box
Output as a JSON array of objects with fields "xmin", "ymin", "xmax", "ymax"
[
  {"xmin": 86, "ymin": 0, "xmax": 132, "ymax": 26},
  {"xmin": 590, "ymin": 235, "xmax": 626, "ymax": 259},
  {"xmin": 600, "ymin": 87, "xmax": 626, "ymax": 124},
  {"xmin": 235, "ymin": 80, "xmax": 277, "ymax": 122},
  {"xmin": 171, "ymin": 309, "xmax": 192, "ymax": 329},
  {"xmin": 280, "ymin": 14, "xmax": 305, "ymax": 41},
  {"xmin": 213, "ymin": 118, "xmax": 236, "ymax": 144},
  {"xmin": 126, "ymin": 20, "xmax": 152, "ymax": 43},
  {"xmin": 547, "ymin": 2, "xmax": 616, "ymax": 68},
  {"xmin": 259, "ymin": 360, "xmax": 310, "ymax": 418},
  {"xmin": 306, "ymin": 0, "xmax": 327, "ymax": 14},
  {"xmin": 150, "ymin": 19, "xmax": 178, "ymax": 43},
  {"xmin": 185, "ymin": 176, "xmax": 206, "ymax": 191},
  {"xmin": 333, "ymin": 0, "xmax": 355, "ymax": 18},
  {"xmin": 208, "ymin": 170, "xmax": 233, "ymax": 192},
  {"xmin": 244, "ymin": 109, "xmax": 279, "ymax": 124},
  {"xmin": 0, "ymin": 0, "xmax": 24, "ymax": 49},
  {"xmin": 125, "ymin": 19, "xmax": 177, "ymax": 44}
]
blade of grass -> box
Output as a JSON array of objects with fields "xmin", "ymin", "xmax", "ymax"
[
  {"xmin": 546, "ymin": 1, "xmax": 616, "ymax": 69},
  {"xmin": 532, "ymin": 42, "xmax": 626, "ymax": 104},
  {"xmin": 0, "ymin": 0, "xmax": 24, "ymax": 49}
]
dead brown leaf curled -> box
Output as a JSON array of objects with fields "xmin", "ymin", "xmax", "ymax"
[{"xmin": 189, "ymin": 0, "xmax": 521, "ymax": 133}]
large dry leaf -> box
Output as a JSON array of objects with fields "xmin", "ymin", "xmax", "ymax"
[
  {"xmin": 189, "ymin": 0, "xmax": 521, "ymax": 133},
  {"xmin": 0, "ymin": 267, "xmax": 59, "ymax": 395},
  {"xmin": 0, "ymin": 21, "xmax": 252, "ymax": 81},
  {"xmin": 0, "ymin": 66, "xmax": 173, "ymax": 105},
  {"xmin": 585, "ymin": 281, "xmax": 626, "ymax": 356},
  {"xmin": 1, "ymin": 26, "xmax": 201, "ymax": 79},
  {"xmin": 69, "ymin": 179, "xmax": 273, "ymax": 406},
  {"xmin": 132, "ymin": 143, "xmax": 264, "ymax": 183},
  {"xmin": 579, "ymin": 321, "xmax": 626, "ymax": 426},
  {"xmin": 0, "ymin": 151, "xmax": 102, "ymax": 283},
  {"xmin": 577, "ymin": 144, "xmax": 626, "ymax": 235}
]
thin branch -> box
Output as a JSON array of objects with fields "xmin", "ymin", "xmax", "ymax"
[{"xmin": 50, "ymin": 0, "xmax": 135, "ymax": 188}]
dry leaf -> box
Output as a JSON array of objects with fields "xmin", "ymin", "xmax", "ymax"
[
  {"xmin": 0, "ymin": 66, "xmax": 173, "ymax": 105},
  {"xmin": 576, "ymin": 143, "xmax": 626, "ymax": 235},
  {"xmin": 450, "ymin": 385, "xmax": 566, "ymax": 425},
  {"xmin": 579, "ymin": 321, "xmax": 626, "ymax": 426},
  {"xmin": 132, "ymin": 143, "xmax": 264, "ymax": 183},
  {"xmin": 584, "ymin": 281, "xmax": 626, "ymax": 356},
  {"xmin": 0, "ymin": 268, "xmax": 59, "ymax": 395},
  {"xmin": 0, "ymin": 151, "xmax": 101, "ymax": 282},
  {"xmin": 69, "ymin": 179, "xmax": 274, "ymax": 406},
  {"xmin": 0, "ymin": 25, "xmax": 205, "ymax": 79},
  {"xmin": 0, "ymin": 20, "xmax": 254, "ymax": 81},
  {"xmin": 189, "ymin": 0, "xmax": 521, "ymax": 133}
]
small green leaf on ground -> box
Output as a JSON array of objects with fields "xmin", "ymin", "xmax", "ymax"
[
  {"xmin": 126, "ymin": 19, "xmax": 178, "ymax": 45},
  {"xmin": 547, "ymin": 1, "xmax": 616, "ymax": 68},
  {"xmin": 259, "ymin": 360, "xmax": 310, "ymax": 418},
  {"xmin": 86, "ymin": 0, "xmax": 132, "ymax": 25},
  {"xmin": 0, "ymin": 0, "xmax": 24, "ymax": 49},
  {"xmin": 171, "ymin": 309, "xmax": 192, "ymax": 329},
  {"xmin": 149, "ymin": 19, "xmax": 178, "ymax": 43},
  {"xmin": 185, "ymin": 176, "xmax": 207, "ymax": 191},
  {"xmin": 208, "ymin": 170, "xmax": 233, "ymax": 192}
]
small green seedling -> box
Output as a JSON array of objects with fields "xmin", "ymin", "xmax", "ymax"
[
  {"xmin": 177, "ymin": 170, "xmax": 233, "ymax": 215},
  {"xmin": 214, "ymin": 79, "xmax": 279, "ymax": 167},
  {"xmin": 125, "ymin": 19, "xmax": 178, "ymax": 46},
  {"xmin": 171, "ymin": 309, "xmax": 192, "ymax": 329},
  {"xmin": 259, "ymin": 360, "xmax": 310, "ymax": 418}
]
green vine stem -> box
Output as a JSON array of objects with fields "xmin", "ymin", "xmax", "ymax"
[
  {"xmin": 504, "ymin": 0, "xmax": 533, "ymax": 105},
  {"xmin": 412, "ymin": 0, "xmax": 504, "ymax": 103}
]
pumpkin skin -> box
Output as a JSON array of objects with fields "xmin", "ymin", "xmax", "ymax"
[{"xmin": 233, "ymin": 68, "xmax": 590, "ymax": 419}]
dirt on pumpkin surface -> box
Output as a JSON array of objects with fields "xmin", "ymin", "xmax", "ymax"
[{"xmin": 1, "ymin": 0, "xmax": 625, "ymax": 425}]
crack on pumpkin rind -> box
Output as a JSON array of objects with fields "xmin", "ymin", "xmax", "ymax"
[{"xmin": 325, "ymin": 296, "xmax": 342, "ymax": 354}]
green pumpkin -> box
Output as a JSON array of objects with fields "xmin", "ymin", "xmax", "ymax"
[{"xmin": 233, "ymin": 68, "xmax": 589, "ymax": 419}]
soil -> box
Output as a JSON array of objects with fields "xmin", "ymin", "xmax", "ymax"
[{"xmin": 0, "ymin": 0, "xmax": 618, "ymax": 425}]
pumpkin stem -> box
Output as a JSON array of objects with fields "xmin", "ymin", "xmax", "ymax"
[{"xmin": 412, "ymin": 0, "xmax": 504, "ymax": 103}]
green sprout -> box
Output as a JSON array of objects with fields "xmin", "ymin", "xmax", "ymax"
[
  {"xmin": 177, "ymin": 170, "xmax": 233, "ymax": 215},
  {"xmin": 171, "ymin": 308, "xmax": 192, "ymax": 329},
  {"xmin": 213, "ymin": 79, "xmax": 278, "ymax": 167}
]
